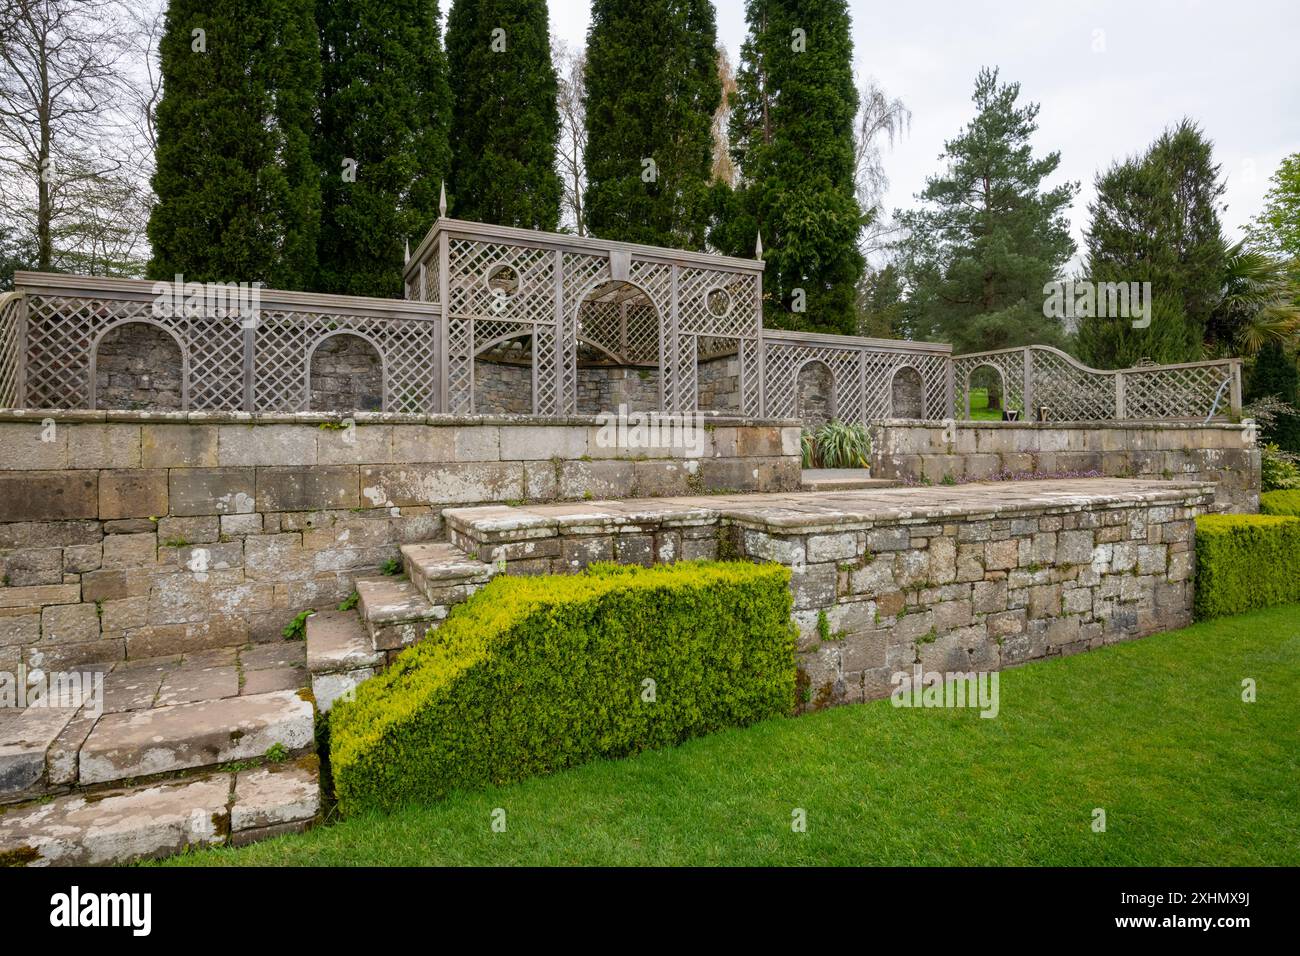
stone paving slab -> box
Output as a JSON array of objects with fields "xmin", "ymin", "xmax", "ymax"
[
  {"xmin": 155, "ymin": 665, "xmax": 241, "ymax": 707},
  {"xmin": 78, "ymin": 689, "xmax": 314, "ymax": 785},
  {"xmin": 307, "ymin": 610, "xmax": 382, "ymax": 674}
]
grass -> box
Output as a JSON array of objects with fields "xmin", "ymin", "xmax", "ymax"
[
  {"xmin": 966, "ymin": 387, "xmax": 1018, "ymax": 421},
  {"xmin": 161, "ymin": 604, "xmax": 1300, "ymax": 867}
]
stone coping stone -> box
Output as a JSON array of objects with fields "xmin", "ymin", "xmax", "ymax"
[
  {"xmin": 446, "ymin": 478, "xmax": 1215, "ymax": 541},
  {"xmin": 873, "ymin": 417, "xmax": 1251, "ymax": 432},
  {"xmin": 0, "ymin": 409, "xmax": 801, "ymax": 428}
]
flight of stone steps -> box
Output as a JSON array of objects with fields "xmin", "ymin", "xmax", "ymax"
[
  {"xmin": 307, "ymin": 541, "xmax": 500, "ymax": 712},
  {"xmin": 0, "ymin": 644, "xmax": 320, "ymax": 866}
]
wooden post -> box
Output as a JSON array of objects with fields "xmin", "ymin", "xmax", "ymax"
[
  {"xmin": 1229, "ymin": 360, "xmax": 1243, "ymax": 418},
  {"xmin": 1022, "ymin": 347, "xmax": 1034, "ymax": 420},
  {"xmin": 1114, "ymin": 371, "xmax": 1126, "ymax": 420}
]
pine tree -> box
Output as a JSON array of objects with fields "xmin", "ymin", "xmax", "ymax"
[
  {"xmin": 582, "ymin": 0, "xmax": 721, "ymax": 249},
  {"xmin": 714, "ymin": 0, "xmax": 863, "ymax": 335},
  {"xmin": 148, "ymin": 0, "xmax": 321, "ymax": 288},
  {"xmin": 315, "ymin": 0, "xmax": 452, "ymax": 297},
  {"xmin": 893, "ymin": 67, "xmax": 1077, "ymax": 354},
  {"xmin": 445, "ymin": 0, "xmax": 561, "ymax": 229},
  {"xmin": 1076, "ymin": 120, "xmax": 1226, "ymax": 367}
]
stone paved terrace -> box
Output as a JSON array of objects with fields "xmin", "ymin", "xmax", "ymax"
[{"xmin": 445, "ymin": 478, "xmax": 1213, "ymax": 544}]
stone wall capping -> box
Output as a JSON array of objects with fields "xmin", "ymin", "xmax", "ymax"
[{"xmin": 0, "ymin": 409, "xmax": 801, "ymax": 428}]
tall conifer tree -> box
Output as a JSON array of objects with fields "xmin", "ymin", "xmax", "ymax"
[
  {"xmin": 445, "ymin": 0, "xmax": 561, "ymax": 229},
  {"xmin": 1077, "ymin": 120, "xmax": 1226, "ymax": 367},
  {"xmin": 315, "ymin": 0, "xmax": 453, "ymax": 297},
  {"xmin": 583, "ymin": 0, "xmax": 721, "ymax": 249},
  {"xmin": 148, "ymin": 0, "xmax": 320, "ymax": 287},
  {"xmin": 714, "ymin": 0, "xmax": 862, "ymax": 335}
]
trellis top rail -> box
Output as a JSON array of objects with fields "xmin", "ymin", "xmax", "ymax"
[{"xmin": 403, "ymin": 217, "xmax": 766, "ymax": 284}]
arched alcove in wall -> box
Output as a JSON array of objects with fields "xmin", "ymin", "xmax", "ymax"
[
  {"xmin": 889, "ymin": 365, "xmax": 925, "ymax": 418},
  {"xmin": 308, "ymin": 333, "xmax": 384, "ymax": 412},
  {"xmin": 796, "ymin": 360, "xmax": 836, "ymax": 428},
  {"xmin": 93, "ymin": 321, "xmax": 185, "ymax": 410}
]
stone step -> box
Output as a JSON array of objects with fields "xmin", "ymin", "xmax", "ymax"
[
  {"xmin": 800, "ymin": 470, "xmax": 900, "ymax": 492},
  {"xmin": 355, "ymin": 575, "xmax": 447, "ymax": 653},
  {"xmin": 401, "ymin": 541, "xmax": 499, "ymax": 607},
  {"xmin": 0, "ymin": 758, "xmax": 320, "ymax": 866},
  {"xmin": 77, "ymin": 688, "xmax": 315, "ymax": 787},
  {"xmin": 306, "ymin": 609, "xmax": 381, "ymax": 713}
]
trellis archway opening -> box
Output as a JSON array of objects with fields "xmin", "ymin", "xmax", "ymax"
[
  {"xmin": 573, "ymin": 279, "xmax": 663, "ymax": 414},
  {"xmin": 963, "ymin": 363, "xmax": 1012, "ymax": 421},
  {"xmin": 889, "ymin": 365, "xmax": 926, "ymax": 418}
]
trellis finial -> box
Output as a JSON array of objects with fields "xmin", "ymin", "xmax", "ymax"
[
  {"xmin": 755, "ymin": 231, "xmax": 763, "ymax": 259},
  {"xmin": 439, "ymin": 181, "xmax": 447, "ymax": 218},
  {"xmin": 404, "ymin": 239, "xmax": 410, "ymax": 263}
]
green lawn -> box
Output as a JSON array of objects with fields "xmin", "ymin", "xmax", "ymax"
[
  {"xmin": 967, "ymin": 387, "xmax": 1011, "ymax": 421},
  {"xmin": 164, "ymin": 604, "xmax": 1300, "ymax": 867}
]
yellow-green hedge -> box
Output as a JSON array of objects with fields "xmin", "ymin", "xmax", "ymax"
[
  {"xmin": 1194, "ymin": 514, "xmax": 1300, "ymax": 619},
  {"xmin": 331, "ymin": 561, "xmax": 797, "ymax": 814},
  {"xmin": 1259, "ymin": 490, "xmax": 1300, "ymax": 517}
]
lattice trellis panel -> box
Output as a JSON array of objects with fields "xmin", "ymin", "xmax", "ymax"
[
  {"xmin": 1030, "ymin": 348, "xmax": 1115, "ymax": 420},
  {"xmin": 763, "ymin": 342, "xmax": 864, "ymax": 422},
  {"xmin": 0, "ymin": 294, "xmax": 24, "ymax": 409},
  {"xmin": 254, "ymin": 310, "xmax": 438, "ymax": 413},
  {"xmin": 1124, "ymin": 363, "xmax": 1232, "ymax": 420},
  {"xmin": 23, "ymin": 293, "xmax": 245, "ymax": 411},
  {"xmin": 560, "ymin": 252, "xmax": 609, "ymax": 414}
]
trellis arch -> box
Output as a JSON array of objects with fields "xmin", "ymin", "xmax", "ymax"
[{"xmin": 888, "ymin": 364, "xmax": 927, "ymax": 418}]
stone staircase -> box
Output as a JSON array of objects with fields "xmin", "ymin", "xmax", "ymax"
[
  {"xmin": 0, "ymin": 644, "xmax": 320, "ymax": 866},
  {"xmin": 307, "ymin": 541, "xmax": 499, "ymax": 712}
]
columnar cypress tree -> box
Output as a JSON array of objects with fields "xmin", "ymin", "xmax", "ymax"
[
  {"xmin": 714, "ymin": 0, "xmax": 863, "ymax": 335},
  {"xmin": 315, "ymin": 0, "xmax": 453, "ymax": 297},
  {"xmin": 1248, "ymin": 341, "xmax": 1300, "ymax": 452},
  {"xmin": 445, "ymin": 0, "xmax": 561, "ymax": 229},
  {"xmin": 582, "ymin": 0, "xmax": 721, "ymax": 249},
  {"xmin": 1076, "ymin": 120, "xmax": 1227, "ymax": 367},
  {"xmin": 148, "ymin": 0, "xmax": 321, "ymax": 288}
]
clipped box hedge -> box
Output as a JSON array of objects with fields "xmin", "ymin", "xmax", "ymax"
[
  {"xmin": 331, "ymin": 561, "xmax": 798, "ymax": 814},
  {"xmin": 1194, "ymin": 514, "xmax": 1300, "ymax": 619},
  {"xmin": 1259, "ymin": 490, "xmax": 1300, "ymax": 517}
]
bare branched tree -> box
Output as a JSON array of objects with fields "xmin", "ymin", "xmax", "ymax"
[
  {"xmin": 553, "ymin": 37, "xmax": 587, "ymax": 236},
  {"xmin": 854, "ymin": 76, "xmax": 910, "ymax": 261},
  {"xmin": 0, "ymin": 0, "xmax": 156, "ymax": 275}
]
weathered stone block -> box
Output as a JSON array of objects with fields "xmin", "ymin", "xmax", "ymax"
[
  {"xmin": 169, "ymin": 468, "xmax": 257, "ymax": 516},
  {"xmin": 218, "ymin": 424, "xmax": 317, "ymax": 467},
  {"xmin": 256, "ymin": 466, "xmax": 359, "ymax": 512},
  {"xmin": 99, "ymin": 469, "xmax": 168, "ymax": 519},
  {"xmin": 68, "ymin": 424, "xmax": 141, "ymax": 469},
  {"xmin": 0, "ymin": 471, "xmax": 98, "ymax": 522},
  {"xmin": 101, "ymin": 532, "xmax": 157, "ymax": 569},
  {"xmin": 318, "ymin": 425, "xmax": 394, "ymax": 465},
  {"xmin": 40, "ymin": 602, "xmax": 100, "ymax": 644},
  {"xmin": 142, "ymin": 425, "xmax": 218, "ymax": 468},
  {"xmin": 0, "ymin": 422, "xmax": 68, "ymax": 469}
]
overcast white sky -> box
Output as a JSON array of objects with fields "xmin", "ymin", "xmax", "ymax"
[{"xmin": 547, "ymin": 0, "xmax": 1300, "ymax": 254}]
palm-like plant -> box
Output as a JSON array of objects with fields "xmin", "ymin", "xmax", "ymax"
[{"xmin": 1215, "ymin": 241, "xmax": 1300, "ymax": 356}]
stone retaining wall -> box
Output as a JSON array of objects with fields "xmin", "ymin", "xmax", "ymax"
[
  {"xmin": 0, "ymin": 411, "xmax": 800, "ymax": 669},
  {"xmin": 870, "ymin": 420, "xmax": 1259, "ymax": 513},
  {"xmin": 444, "ymin": 480, "xmax": 1212, "ymax": 711}
]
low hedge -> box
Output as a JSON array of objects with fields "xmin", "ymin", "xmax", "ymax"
[
  {"xmin": 1259, "ymin": 490, "xmax": 1300, "ymax": 517},
  {"xmin": 1194, "ymin": 514, "xmax": 1300, "ymax": 619},
  {"xmin": 331, "ymin": 561, "xmax": 798, "ymax": 814}
]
